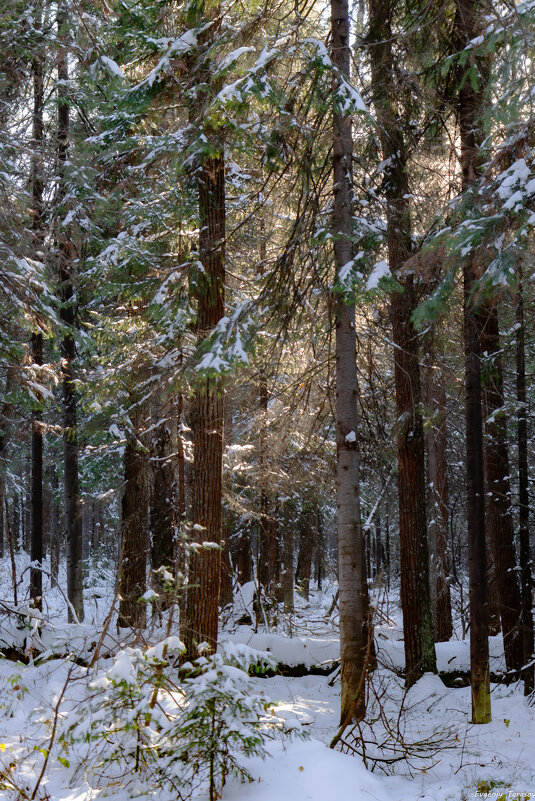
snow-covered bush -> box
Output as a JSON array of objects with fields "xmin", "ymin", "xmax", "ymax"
[{"xmin": 62, "ymin": 638, "xmax": 283, "ymax": 798}]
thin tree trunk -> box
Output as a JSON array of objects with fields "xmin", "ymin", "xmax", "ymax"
[
  {"xmin": 295, "ymin": 507, "xmax": 313, "ymax": 601},
  {"xmin": 455, "ymin": 0, "xmax": 491, "ymax": 722},
  {"xmin": 0, "ymin": 479, "xmax": 4, "ymax": 559},
  {"xmin": 516, "ymin": 265, "xmax": 534, "ymax": 696},
  {"xmin": 257, "ymin": 371, "xmax": 277, "ymax": 594},
  {"xmin": 57, "ymin": 3, "xmax": 84, "ymax": 623},
  {"xmin": 368, "ymin": 0, "xmax": 436, "ymax": 685},
  {"xmin": 0, "ymin": 368, "xmax": 15, "ymax": 559},
  {"xmin": 481, "ymin": 303, "xmax": 523, "ymax": 674},
  {"xmin": 29, "ymin": 2, "xmax": 45, "ymax": 609},
  {"xmin": 49, "ymin": 464, "xmax": 59, "ymax": 587},
  {"xmin": 426, "ymin": 357, "xmax": 453, "ymax": 642},
  {"xmin": 235, "ymin": 522, "xmax": 252, "ymax": 586},
  {"xmin": 150, "ymin": 391, "xmax": 175, "ymax": 600},
  {"xmin": 282, "ymin": 515, "xmax": 294, "ymax": 614},
  {"xmin": 30, "ymin": 333, "xmax": 43, "ymax": 610},
  {"xmin": 6, "ymin": 497, "xmax": 17, "ymax": 605},
  {"xmin": 331, "ymin": 0, "xmax": 368, "ymax": 725}
]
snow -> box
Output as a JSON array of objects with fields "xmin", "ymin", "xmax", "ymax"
[
  {"xmin": 0, "ymin": 559, "xmax": 534, "ymax": 801},
  {"xmin": 223, "ymin": 739, "xmax": 389, "ymax": 801},
  {"xmin": 100, "ymin": 55, "xmax": 124, "ymax": 79},
  {"xmin": 366, "ymin": 260, "xmax": 391, "ymax": 290}
]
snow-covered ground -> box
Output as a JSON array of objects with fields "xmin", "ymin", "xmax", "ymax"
[{"xmin": 0, "ymin": 555, "xmax": 534, "ymax": 801}]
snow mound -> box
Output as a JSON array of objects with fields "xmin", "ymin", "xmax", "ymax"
[{"xmin": 223, "ymin": 738, "xmax": 389, "ymax": 801}]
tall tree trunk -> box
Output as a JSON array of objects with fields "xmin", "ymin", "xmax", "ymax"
[
  {"xmin": 368, "ymin": 0, "xmax": 436, "ymax": 685},
  {"xmin": 0, "ymin": 368, "xmax": 15, "ymax": 560},
  {"xmin": 258, "ymin": 371, "xmax": 277, "ymax": 593},
  {"xmin": 150, "ymin": 391, "xmax": 175, "ymax": 599},
  {"xmin": 455, "ymin": 0, "xmax": 491, "ymax": 723},
  {"xmin": 480, "ymin": 303, "xmax": 523, "ymax": 674},
  {"xmin": 516, "ymin": 265, "xmax": 534, "ymax": 697},
  {"xmin": 331, "ymin": 0, "xmax": 368, "ymax": 725},
  {"xmin": 426, "ymin": 356, "xmax": 453, "ymax": 642},
  {"xmin": 30, "ymin": 333, "xmax": 43, "ymax": 609},
  {"xmin": 182, "ymin": 151, "xmax": 225, "ymax": 656},
  {"xmin": 57, "ymin": 3, "xmax": 84, "ymax": 622},
  {"xmin": 282, "ymin": 511, "xmax": 294, "ymax": 614},
  {"xmin": 29, "ymin": 2, "xmax": 44, "ymax": 609},
  {"xmin": 295, "ymin": 506, "xmax": 313, "ymax": 601},
  {"xmin": 49, "ymin": 464, "xmax": 59, "ymax": 587},
  {"xmin": 235, "ymin": 522, "xmax": 252, "ymax": 586},
  {"xmin": 220, "ymin": 393, "xmax": 234, "ymax": 608},
  {"xmin": 118, "ymin": 404, "xmax": 149, "ymax": 628}
]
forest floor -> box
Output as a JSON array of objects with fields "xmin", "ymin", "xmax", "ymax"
[{"xmin": 0, "ymin": 553, "xmax": 534, "ymax": 801}]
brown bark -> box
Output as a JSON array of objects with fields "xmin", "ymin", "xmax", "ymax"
[
  {"xmin": 368, "ymin": 0, "xmax": 436, "ymax": 684},
  {"xmin": 49, "ymin": 464, "xmax": 59, "ymax": 587},
  {"xmin": 480, "ymin": 303, "xmax": 523, "ymax": 674},
  {"xmin": 29, "ymin": 2, "xmax": 44, "ymax": 610},
  {"xmin": 295, "ymin": 507, "xmax": 314, "ymax": 601},
  {"xmin": 58, "ymin": 3, "xmax": 84, "ymax": 622},
  {"xmin": 30, "ymin": 333, "xmax": 43, "ymax": 610},
  {"xmin": 282, "ymin": 508, "xmax": 294, "ymax": 613},
  {"xmin": 182, "ymin": 151, "xmax": 225, "ymax": 656},
  {"xmin": 455, "ymin": 0, "xmax": 491, "ymax": 722},
  {"xmin": 257, "ymin": 372, "xmax": 277, "ymax": 593},
  {"xmin": 235, "ymin": 522, "xmax": 252, "ymax": 586},
  {"xmin": 516, "ymin": 265, "xmax": 534, "ymax": 696},
  {"xmin": 425, "ymin": 358, "xmax": 453, "ymax": 642},
  {"xmin": 331, "ymin": 0, "xmax": 368, "ymax": 725},
  {"xmin": 118, "ymin": 405, "xmax": 150, "ymax": 629},
  {"xmin": 150, "ymin": 392, "xmax": 175, "ymax": 599}
]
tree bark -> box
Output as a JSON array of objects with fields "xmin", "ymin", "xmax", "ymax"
[
  {"xmin": 426, "ymin": 356, "xmax": 453, "ymax": 642},
  {"xmin": 480, "ymin": 303, "xmax": 523, "ymax": 674},
  {"xmin": 258, "ymin": 371, "xmax": 277, "ymax": 594},
  {"xmin": 118, "ymin": 403, "xmax": 150, "ymax": 628},
  {"xmin": 455, "ymin": 0, "xmax": 491, "ymax": 722},
  {"xmin": 282, "ymin": 510, "xmax": 294, "ymax": 614},
  {"xmin": 368, "ymin": 0, "xmax": 436, "ymax": 685},
  {"xmin": 516, "ymin": 265, "xmax": 534, "ymax": 696},
  {"xmin": 30, "ymin": 333, "xmax": 43, "ymax": 610},
  {"xmin": 49, "ymin": 464, "xmax": 59, "ymax": 587},
  {"xmin": 150, "ymin": 391, "xmax": 175, "ymax": 600},
  {"xmin": 29, "ymin": 1, "xmax": 44, "ymax": 609},
  {"xmin": 57, "ymin": 3, "xmax": 84, "ymax": 622},
  {"xmin": 295, "ymin": 506, "xmax": 314, "ymax": 601},
  {"xmin": 182, "ymin": 151, "xmax": 225, "ymax": 656},
  {"xmin": 331, "ymin": 0, "xmax": 368, "ymax": 725}
]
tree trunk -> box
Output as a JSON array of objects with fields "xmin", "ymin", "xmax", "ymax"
[
  {"xmin": 426, "ymin": 357, "xmax": 453, "ymax": 642},
  {"xmin": 257, "ymin": 371, "xmax": 278, "ymax": 594},
  {"xmin": 295, "ymin": 507, "xmax": 313, "ymax": 601},
  {"xmin": 49, "ymin": 464, "xmax": 59, "ymax": 587},
  {"xmin": 220, "ymin": 392, "xmax": 234, "ymax": 607},
  {"xmin": 182, "ymin": 150, "xmax": 225, "ymax": 656},
  {"xmin": 516, "ymin": 265, "xmax": 534, "ymax": 697},
  {"xmin": 331, "ymin": 0, "xmax": 368, "ymax": 725},
  {"xmin": 456, "ymin": 0, "xmax": 491, "ymax": 723},
  {"xmin": 368, "ymin": 0, "xmax": 436, "ymax": 685},
  {"xmin": 282, "ymin": 516, "xmax": 294, "ymax": 614},
  {"xmin": 118, "ymin": 405, "xmax": 150, "ymax": 629},
  {"xmin": 57, "ymin": 3, "xmax": 84, "ymax": 623},
  {"xmin": 480, "ymin": 303, "xmax": 523, "ymax": 674},
  {"xmin": 30, "ymin": 333, "xmax": 43, "ymax": 610},
  {"xmin": 150, "ymin": 391, "xmax": 175, "ymax": 599},
  {"xmin": 235, "ymin": 522, "xmax": 252, "ymax": 586},
  {"xmin": 29, "ymin": 4, "xmax": 45, "ymax": 609}
]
